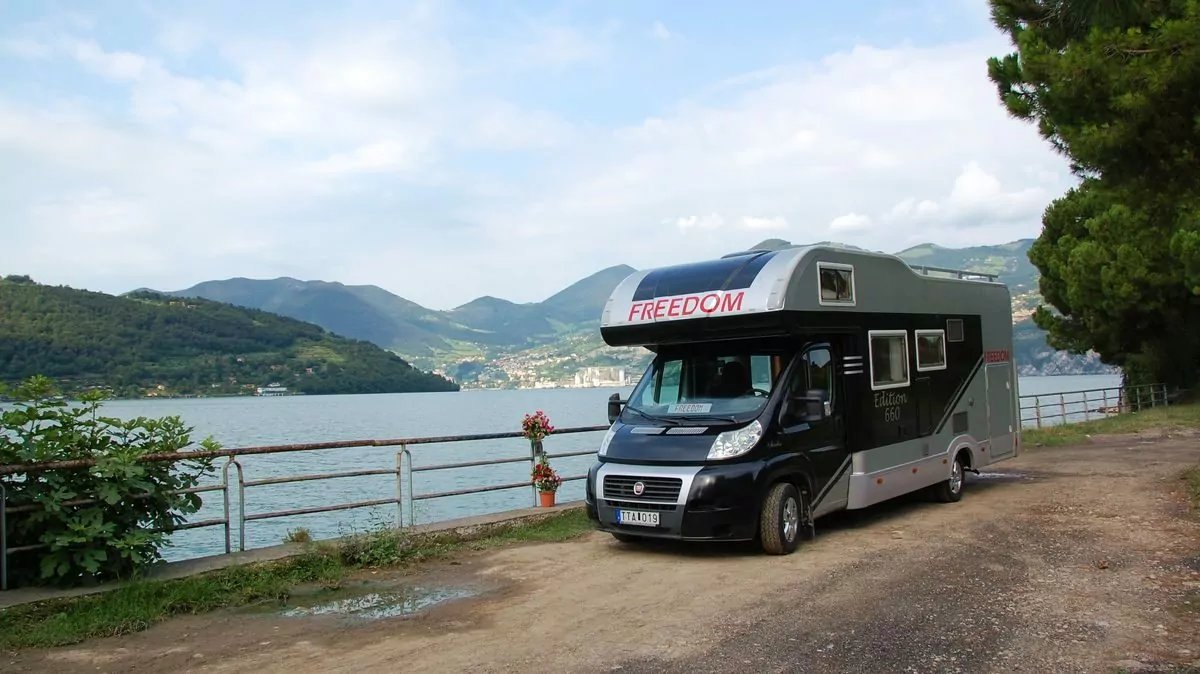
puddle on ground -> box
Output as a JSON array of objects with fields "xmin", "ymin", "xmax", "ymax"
[{"xmin": 280, "ymin": 585, "xmax": 480, "ymax": 622}]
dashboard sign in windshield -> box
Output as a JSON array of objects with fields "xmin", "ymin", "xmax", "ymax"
[{"xmin": 668, "ymin": 403, "xmax": 713, "ymax": 414}]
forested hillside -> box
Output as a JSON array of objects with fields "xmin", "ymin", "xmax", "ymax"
[{"xmin": 0, "ymin": 276, "xmax": 458, "ymax": 397}]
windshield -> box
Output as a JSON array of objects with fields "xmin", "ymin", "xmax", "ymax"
[{"xmin": 625, "ymin": 343, "xmax": 791, "ymax": 422}]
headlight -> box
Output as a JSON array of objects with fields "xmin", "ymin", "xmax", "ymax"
[
  {"xmin": 707, "ymin": 420, "xmax": 763, "ymax": 460},
  {"xmin": 597, "ymin": 426, "xmax": 616, "ymax": 456}
]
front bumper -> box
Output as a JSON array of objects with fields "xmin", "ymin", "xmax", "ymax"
[{"xmin": 585, "ymin": 460, "xmax": 762, "ymax": 541}]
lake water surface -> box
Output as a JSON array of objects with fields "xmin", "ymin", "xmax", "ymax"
[{"xmin": 71, "ymin": 374, "xmax": 1123, "ymax": 561}]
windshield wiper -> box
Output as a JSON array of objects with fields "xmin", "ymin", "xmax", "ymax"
[
  {"xmin": 675, "ymin": 414, "xmax": 739, "ymax": 424},
  {"xmin": 622, "ymin": 406, "xmax": 681, "ymax": 426}
]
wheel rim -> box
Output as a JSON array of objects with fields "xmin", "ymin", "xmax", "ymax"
[
  {"xmin": 949, "ymin": 460, "xmax": 963, "ymax": 494},
  {"xmin": 782, "ymin": 496, "xmax": 799, "ymax": 542}
]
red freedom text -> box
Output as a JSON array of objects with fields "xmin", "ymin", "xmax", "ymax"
[
  {"xmin": 984, "ymin": 349, "xmax": 1010, "ymax": 363},
  {"xmin": 627, "ymin": 291, "xmax": 746, "ymax": 322}
]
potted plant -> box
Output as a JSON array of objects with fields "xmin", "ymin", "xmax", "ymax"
[
  {"xmin": 531, "ymin": 456, "xmax": 563, "ymax": 507},
  {"xmin": 521, "ymin": 409, "xmax": 555, "ymax": 451},
  {"xmin": 522, "ymin": 410, "xmax": 559, "ymax": 506}
]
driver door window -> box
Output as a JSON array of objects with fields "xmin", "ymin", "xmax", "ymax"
[{"xmin": 787, "ymin": 346, "xmax": 835, "ymax": 414}]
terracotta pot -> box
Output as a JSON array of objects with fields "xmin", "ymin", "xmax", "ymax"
[{"xmin": 539, "ymin": 490, "xmax": 556, "ymax": 507}]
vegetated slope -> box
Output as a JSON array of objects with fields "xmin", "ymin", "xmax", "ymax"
[
  {"xmin": 539, "ymin": 264, "xmax": 636, "ymax": 324},
  {"xmin": 0, "ymin": 276, "xmax": 459, "ymax": 397},
  {"xmin": 162, "ymin": 264, "xmax": 640, "ymax": 354},
  {"xmin": 896, "ymin": 239, "xmax": 1039, "ymax": 293},
  {"xmin": 165, "ymin": 277, "xmax": 481, "ymax": 352}
]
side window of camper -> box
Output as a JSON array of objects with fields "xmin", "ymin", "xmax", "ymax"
[
  {"xmin": 817, "ymin": 262, "xmax": 855, "ymax": 305},
  {"xmin": 915, "ymin": 329, "xmax": 947, "ymax": 371},
  {"xmin": 869, "ymin": 330, "xmax": 910, "ymax": 390}
]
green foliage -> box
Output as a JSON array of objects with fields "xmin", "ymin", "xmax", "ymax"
[
  {"xmin": 0, "ymin": 376, "xmax": 219, "ymax": 588},
  {"xmin": 0, "ymin": 278, "xmax": 458, "ymax": 396},
  {"xmin": 986, "ymin": 0, "xmax": 1200, "ymax": 387}
]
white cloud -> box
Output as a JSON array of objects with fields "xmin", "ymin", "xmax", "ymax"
[
  {"xmin": 0, "ymin": 7, "xmax": 1072, "ymax": 309},
  {"xmin": 652, "ymin": 21, "xmax": 674, "ymax": 42},
  {"xmin": 673, "ymin": 213, "xmax": 724, "ymax": 232},
  {"xmin": 828, "ymin": 213, "xmax": 871, "ymax": 231}
]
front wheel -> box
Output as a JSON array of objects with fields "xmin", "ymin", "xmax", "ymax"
[
  {"xmin": 932, "ymin": 453, "xmax": 967, "ymax": 503},
  {"xmin": 759, "ymin": 482, "xmax": 807, "ymax": 555}
]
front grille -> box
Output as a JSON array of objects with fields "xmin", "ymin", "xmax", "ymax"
[
  {"xmin": 603, "ymin": 475, "xmax": 682, "ymax": 502},
  {"xmin": 604, "ymin": 499, "xmax": 677, "ymax": 512}
]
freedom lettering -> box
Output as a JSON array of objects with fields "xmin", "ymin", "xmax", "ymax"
[
  {"xmin": 627, "ymin": 291, "xmax": 746, "ymax": 322},
  {"xmin": 985, "ymin": 349, "xmax": 1010, "ymax": 363}
]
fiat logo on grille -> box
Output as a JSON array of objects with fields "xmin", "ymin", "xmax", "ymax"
[{"xmin": 632, "ymin": 481, "xmax": 645, "ymax": 496}]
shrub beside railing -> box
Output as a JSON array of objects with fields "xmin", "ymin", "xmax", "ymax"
[{"xmin": 0, "ymin": 376, "xmax": 218, "ymax": 588}]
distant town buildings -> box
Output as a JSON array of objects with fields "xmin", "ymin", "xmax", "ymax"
[{"xmin": 573, "ymin": 366, "xmax": 628, "ymax": 388}]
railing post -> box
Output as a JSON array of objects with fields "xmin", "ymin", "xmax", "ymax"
[
  {"xmin": 529, "ymin": 438, "xmax": 544, "ymax": 508},
  {"xmin": 1059, "ymin": 393, "xmax": 1067, "ymax": 424},
  {"xmin": 394, "ymin": 446, "xmax": 412, "ymax": 528},
  {"xmin": 1035, "ymin": 395, "xmax": 1042, "ymax": 428},
  {"xmin": 1102, "ymin": 388, "xmax": 1109, "ymax": 415},
  {"xmin": 221, "ymin": 458, "xmax": 233, "ymax": 555},
  {"xmin": 1, "ymin": 481, "xmax": 7, "ymax": 592},
  {"xmin": 1082, "ymin": 391, "xmax": 1090, "ymax": 421},
  {"xmin": 220, "ymin": 456, "xmax": 246, "ymax": 554},
  {"xmin": 1163, "ymin": 383, "xmax": 1170, "ymax": 407},
  {"xmin": 1136, "ymin": 386, "xmax": 1143, "ymax": 412}
]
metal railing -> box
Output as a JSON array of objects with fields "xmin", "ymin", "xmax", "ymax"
[
  {"xmin": 0, "ymin": 425, "xmax": 608, "ymax": 591},
  {"xmin": 1018, "ymin": 382, "xmax": 1168, "ymax": 429},
  {"xmin": 0, "ymin": 381, "xmax": 1175, "ymax": 591}
]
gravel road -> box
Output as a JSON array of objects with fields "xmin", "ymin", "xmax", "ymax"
[{"xmin": 11, "ymin": 430, "xmax": 1200, "ymax": 674}]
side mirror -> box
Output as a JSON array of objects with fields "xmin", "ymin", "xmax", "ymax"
[
  {"xmin": 784, "ymin": 389, "xmax": 828, "ymax": 424},
  {"xmin": 607, "ymin": 393, "xmax": 623, "ymax": 424}
]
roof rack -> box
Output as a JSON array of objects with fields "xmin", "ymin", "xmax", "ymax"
[{"xmin": 907, "ymin": 264, "xmax": 999, "ymax": 283}]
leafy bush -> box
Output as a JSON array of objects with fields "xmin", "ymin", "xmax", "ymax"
[{"xmin": 0, "ymin": 375, "xmax": 218, "ymax": 588}]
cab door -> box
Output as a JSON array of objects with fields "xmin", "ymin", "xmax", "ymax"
[{"xmin": 777, "ymin": 342, "xmax": 848, "ymax": 499}]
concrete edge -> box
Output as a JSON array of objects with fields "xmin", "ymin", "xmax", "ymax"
[{"xmin": 0, "ymin": 501, "xmax": 588, "ymax": 611}]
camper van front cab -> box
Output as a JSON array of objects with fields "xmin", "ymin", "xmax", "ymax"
[{"xmin": 584, "ymin": 245, "xmax": 1019, "ymax": 555}]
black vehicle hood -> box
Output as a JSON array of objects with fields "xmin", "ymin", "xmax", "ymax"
[{"xmin": 601, "ymin": 420, "xmax": 733, "ymax": 464}]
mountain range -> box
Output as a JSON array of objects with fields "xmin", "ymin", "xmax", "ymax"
[{"xmin": 153, "ymin": 238, "xmax": 1117, "ymax": 387}]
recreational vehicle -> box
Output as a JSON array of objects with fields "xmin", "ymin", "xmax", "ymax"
[{"xmin": 583, "ymin": 245, "xmax": 1019, "ymax": 554}]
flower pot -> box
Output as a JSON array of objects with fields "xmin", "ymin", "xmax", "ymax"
[{"xmin": 539, "ymin": 490, "xmax": 556, "ymax": 507}]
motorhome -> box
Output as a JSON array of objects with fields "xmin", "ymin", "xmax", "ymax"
[{"xmin": 583, "ymin": 245, "xmax": 1019, "ymax": 554}]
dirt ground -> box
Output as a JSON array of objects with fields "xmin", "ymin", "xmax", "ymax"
[{"xmin": 7, "ymin": 431, "xmax": 1200, "ymax": 674}]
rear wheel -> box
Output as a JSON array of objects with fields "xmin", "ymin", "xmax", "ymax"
[
  {"xmin": 759, "ymin": 482, "xmax": 806, "ymax": 555},
  {"xmin": 932, "ymin": 452, "xmax": 967, "ymax": 503}
]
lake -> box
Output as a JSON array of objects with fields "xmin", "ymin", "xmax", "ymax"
[{"xmin": 29, "ymin": 374, "xmax": 1124, "ymax": 561}]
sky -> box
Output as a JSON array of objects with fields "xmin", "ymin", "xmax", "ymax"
[{"xmin": 0, "ymin": 0, "xmax": 1074, "ymax": 310}]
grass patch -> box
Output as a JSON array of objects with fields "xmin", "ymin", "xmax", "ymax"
[
  {"xmin": 1022, "ymin": 402, "xmax": 1200, "ymax": 447},
  {"xmin": 0, "ymin": 507, "xmax": 593, "ymax": 651}
]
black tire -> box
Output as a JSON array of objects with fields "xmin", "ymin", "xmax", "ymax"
[
  {"xmin": 932, "ymin": 452, "xmax": 967, "ymax": 503},
  {"xmin": 759, "ymin": 482, "xmax": 805, "ymax": 555}
]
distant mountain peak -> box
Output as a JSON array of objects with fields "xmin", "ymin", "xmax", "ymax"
[{"xmin": 743, "ymin": 239, "xmax": 870, "ymax": 254}]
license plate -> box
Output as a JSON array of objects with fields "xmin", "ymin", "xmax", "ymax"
[{"xmin": 616, "ymin": 509, "xmax": 659, "ymax": 527}]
